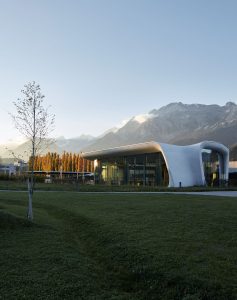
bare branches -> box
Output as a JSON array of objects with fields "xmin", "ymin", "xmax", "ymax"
[
  {"xmin": 11, "ymin": 81, "xmax": 55, "ymax": 158},
  {"xmin": 10, "ymin": 81, "xmax": 55, "ymax": 221}
]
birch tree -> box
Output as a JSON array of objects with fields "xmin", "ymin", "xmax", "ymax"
[{"xmin": 11, "ymin": 81, "xmax": 55, "ymax": 221}]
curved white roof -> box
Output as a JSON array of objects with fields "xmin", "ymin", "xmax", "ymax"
[{"xmin": 82, "ymin": 141, "xmax": 229, "ymax": 187}]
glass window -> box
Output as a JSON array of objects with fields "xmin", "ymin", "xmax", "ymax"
[
  {"xmin": 202, "ymin": 149, "xmax": 220, "ymax": 186},
  {"xmin": 96, "ymin": 152, "xmax": 168, "ymax": 186}
]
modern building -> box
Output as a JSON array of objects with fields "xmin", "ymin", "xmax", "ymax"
[
  {"xmin": 82, "ymin": 141, "xmax": 229, "ymax": 187},
  {"xmin": 229, "ymin": 161, "xmax": 237, "ymax": 185}
]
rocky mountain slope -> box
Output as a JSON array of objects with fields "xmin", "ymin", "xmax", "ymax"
[
  {"xmin": 83, "ymin": 102, "xmax": 237, "ymax": 151},
  {"xmin": 1, "ymin": 102, "xmax": 237, "ymax": 160}
]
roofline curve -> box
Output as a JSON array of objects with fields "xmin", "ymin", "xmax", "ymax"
[{"xmin": 82, "ymin": 140, "xmax": 229, "ymax": 187}]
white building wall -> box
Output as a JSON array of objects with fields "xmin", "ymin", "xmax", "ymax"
[
  {"xmin": 159, "ymin": 141, "xmax": 229, "ymax": 187},
  {"xmin": 82, "ymin": 140, "xmax": 229, "ymax": 188}
]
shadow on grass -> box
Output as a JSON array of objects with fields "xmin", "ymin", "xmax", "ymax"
[
  {"xmin": 0, "ymin": 211, "xmax": 33, "ymax": 229},
  {"xmin": 0, "ymin": 192, "xmax": 236, "ymax": 299}
]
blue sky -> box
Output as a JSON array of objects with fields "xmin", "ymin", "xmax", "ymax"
[{"xmin": 0, "ymin": 0, "xmax": 237, "ymax": 144}]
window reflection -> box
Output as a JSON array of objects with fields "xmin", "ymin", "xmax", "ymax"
[
  {"xmin": 202, "ymin": 149, "xmax": 222, "ymax": 186},
  {"xmin": 95, "ymin": 152, "xmax": 168, "ymax": 186}
]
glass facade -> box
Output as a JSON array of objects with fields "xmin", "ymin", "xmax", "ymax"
[
  {"xmin": 202, "ymin": 149, "xmax": 221, "ymax": 186},
  {"xmin": 94, "ymin": 152, "xmax": 169, "ymax": 186}
]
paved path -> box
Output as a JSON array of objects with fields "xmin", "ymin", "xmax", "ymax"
[
  {"xmin": 0, "ymin": 190, "xmax": 237, "ymax": 197},
  {"xmin": 170, "ymin": 191, "xmax": 237, "ymax": 197}
]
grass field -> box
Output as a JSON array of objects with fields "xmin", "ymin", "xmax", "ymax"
[
  {"xmin": 0, "ymin": 179, "xmax": 237, "ymax": 192},
  {"xmin": 0, "ymin": 192, "xmax": 237, "ymax": 299}
]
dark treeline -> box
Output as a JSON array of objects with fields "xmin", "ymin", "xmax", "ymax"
[{"xmin": 30, "ymin": 152, "xmax": 94, "ymax": 172}]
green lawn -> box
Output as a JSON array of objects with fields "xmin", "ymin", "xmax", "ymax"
[
  {"xmin": 0, "ymin": 192, "xmax": 237, "ymax": 299},
  {"xmin": 0, "ymin": 179, "xmax": 237, "ymax": 192}
]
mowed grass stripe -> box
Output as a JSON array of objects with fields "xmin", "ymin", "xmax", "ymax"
[{"xmin": 0, "ymin": 192, "xmax": 237, "ymax": 299}]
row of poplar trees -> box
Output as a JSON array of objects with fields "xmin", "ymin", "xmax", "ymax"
[{"xmin": 31, "ymin": 152, "xmax": 94, "ymax": 173}]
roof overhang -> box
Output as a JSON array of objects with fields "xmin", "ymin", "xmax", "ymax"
[
  {"xmin": 82, "ymin": 141, "xmax": 162, "ymax": 160},
  {"xmin": 82, "ymin": 140, "xmax": 229, "ymax": 187}
]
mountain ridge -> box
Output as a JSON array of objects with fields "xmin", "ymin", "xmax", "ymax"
[
  {"xmin": 83, "ymin": 101, "xmax": 237, "ymax": 152},
  {"xmin": 1, "ymin": 102, "xmax": 237, "ymax": 160}
]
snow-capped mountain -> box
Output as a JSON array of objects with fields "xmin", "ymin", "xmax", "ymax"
[
  {"xmin": 83, "ymin": 102, "xmax": 237, "ymax": 152},
  {"xmin": 1, "ymin": 102, "xmax": 237, "ymax": 160}
]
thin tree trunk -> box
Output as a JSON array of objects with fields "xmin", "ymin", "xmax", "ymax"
[
  {"xmin": 27, "ymin": 178, "xmax": 33, "ymax": 221},
  {"xmin": 28, "ymin": 155, "xmax": 35, "ymax": 221},
  {"xmin": 12, "ymin": 81, "xmax": 55, "ymax": 222},
  {"xmin": 27, "ymin": 95, "xmax": 36, "ymax": 221}
]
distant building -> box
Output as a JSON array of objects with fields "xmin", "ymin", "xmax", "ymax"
[
  {"xmin": 0, "ymin": 164, "xmax": 16, "ymax": 176},
  {"xmin": 0, "ymin": 158, "xmax": 27, "ymax": 176},
  {"xmin": 82, "ymin": 141, "xmax": 229, "ymax": 187}
]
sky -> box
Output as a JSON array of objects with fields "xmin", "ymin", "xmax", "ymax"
[{"xmin": 0, "ymin": 0, "xmax": 237, "ymax": 144}]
